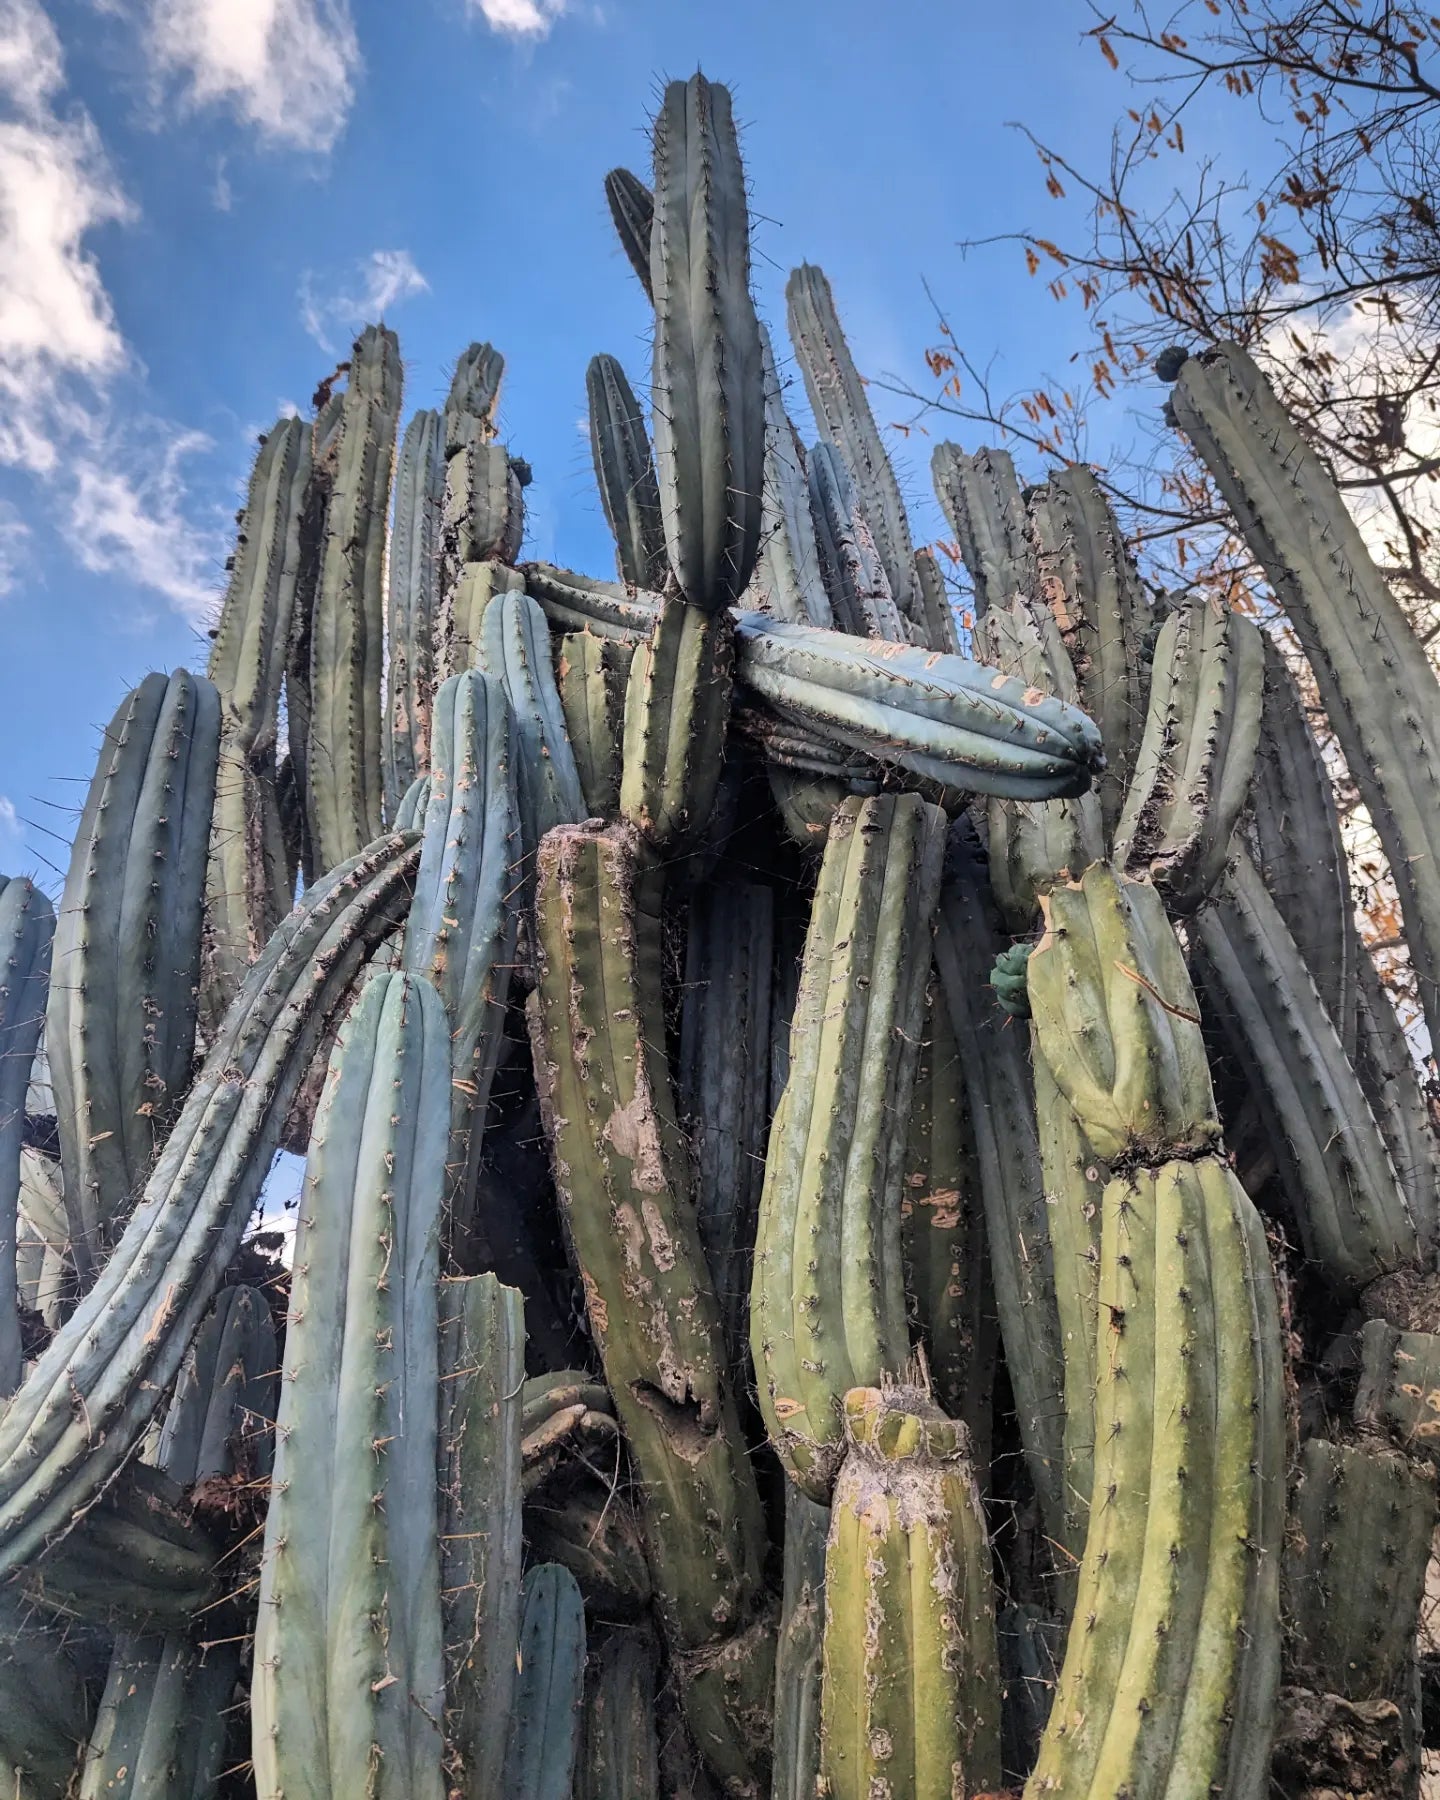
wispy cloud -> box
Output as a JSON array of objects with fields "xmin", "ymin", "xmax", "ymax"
[
  {"xmin": 143, "ymin": 0, "xmax": 362, "ymax": 155},
  {"xmin": 0, "ymin": 795, "xmax": 19, "ymax": 838},
  {"xmin": 470, "ymin": 0, "xmax": 568, "ymax": 37},
  {"xmin": 0, "ymin": 0, "xmax": 226, "ymax": 616},
  {"xmin": 299, "ymin": 248, "xmax": 429, "ymax": 352}
]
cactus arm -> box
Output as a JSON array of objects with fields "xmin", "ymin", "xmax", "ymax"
[
  {"xmin": 254, "ymin": 972, "xmax": 448, "ymax": 1800},
  {"xmin": 384, "ymin": 407, "xmax": 445, "ymax": 816},
  {"xmin": 732, "ymin": 612, "xmax": 1105, "ymax": 800},
  {"xmin": 0, "ymin": 1591, "xmax": 93, "ymax": 1795},
  {"xmin": 305, "ymin": 325, "xmax": 403, "ymax": 873},
  {"xmin": 1112, "ymin": 598, "xmax": 1265, "ymax": 911},
  {"xmin": 619, "ymin": 597, "xmax": 733, "ymax": 850},
  {"xmin": 582, "ymin": 1629, "xmax": 661, "ymax": 1800},
  {"xmin": 587, "ymin": 353, "xmax": 667, "ymax": 590},
  {"xmin": 678, "ymin": 877, "xmax": 774, "ymax": 1367},
  {"xmin": 807, "ymin": 440, "xmax": 907, "ymax": 640},
  {"xmin": 0, "ymin": 833, "xmax": 419, "ymax": 1577},
  {"xmin": 1353, "ymin": 949, "xmax": 1440, "ymax": 1249},
  {"xmin": 529, "ymin": 823, "xmax": 769, "ymax": 1709},
  {"xmin": 1248, "ymin": 631, "xmax": 1357, "ymax": 1043},
  {"xmin": 557, "ymin": 630, "xmax": 633, "ymax": 819},
  {"xmin": 1027, "ymin": 466, "xmax": 1150, "ymax": 834},
  {"xmin": 786, "ymin": 264, "xmax": 918, "ymax": 624},
  {"xmin": 1192, "ymin": 844, "xmax": 1422, "ymax": 1286},
  {"xmin": 604, "ymin": 167, "xmax": 654, "ymax": 299},
  {"xmin": 501, "ymin": 1564, "xmax": 587, "ymax": 1800},
  {"xmin": 751, "ymin": 322, "xmax": 831, "ymax": 626},
  {"xmin": 1354, "ymin": 1318, "xmax": 1440, "ymax": 1462},
  {"xmin": 932, "ymin": 824, "xmax": 1067, "ymax": 1546},
  {"xmin": 0, "ymin": 878, "xmax": 53, "ymax": 1394},
  {"xmin": 443, "ymin": 443, "xmax": 523, "ymax": 597},
  {"xmin": 438, "ymin": 1274, "xmax": 525, "ymax": 1800},
  {"xmin": 521, "ymin": 561, "xmax": 662, "ymax": 643},
  {"xmin": 751, "ymin": 794, "xmax": 945, "ymax": 1498},
  {"xmin": 771, "ymin": 1488, "xmax": 828, "ymax": 1800},
  {"xmin": 477, "ymin": 592, "xmax": 587, "ymax": 859},
  {"xmin": 49, "ymin": 671, "xmax": 220, "ymax": 1277},
  {"xmin": 932, "ymin": 442, "xmax": 1032, "ymax": 619},
  {"xmin": 650, "ymin": 75, "xmax": 766, "ymax": 612},
  {"xmin": 443, "ymin": 341, "xmax": 505, "ymax": 458},
  {"xmin": 206, "ymin": 416, "xmax": 310, "ymax": 1009},
  {"xmin": 913, "ymin": 543, "xmax": 962, "ymax": 654},
  {"xmin": 1171, "ymin": 342, "xmax": 1440, "ymax": 1055}
]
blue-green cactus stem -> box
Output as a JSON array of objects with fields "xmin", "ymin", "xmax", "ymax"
[
  {"xmin": 443, "ymin": 341, "xmax": 505, "ymax": 458},
  {"xmin": 253, "ymin": 972, "xmax": 449, "ymax": 1800},
  {"xmin": 581, "ymin": 1628, "xmax": 661, "ymax": 1800},
  {"xmin": 384, "ymin": 407, "xmax": 445, "ymax": 818},
  {"xmin": 557, "ymin": 630, "xmax": 634, "ymax": 819},
  {"xmin": 786, "ymin": 264, "xmax": 918, "ymax": 626},
  {"xmin": 749, "ymin": 322, "xmax": 830, "ymax": 626},
  {"xmin": 604, "ymin": 167, "xmax": 654, "ymax": 299},
  {"xmin": 501, "ymin": 1564, "xmax": 587, "ymax": 1800},
  {"xmin": 587, "ymin": 354, "xmax": 667, "ymax": 591},
  {"xmin": 0, "ymin": 1591, "xmax": 92, "ymax": 1797},
  {"xmin": 771, "ymin": 1488, "xmax": 828, "ymax": 1800},
  {"xmin": 806, "ymin": 441, "xmax": 906, "ymax": 640},
  {"xmin": 932, "ymin": 442, "xmax": 1032, "ymax": 619},
  {"xmin": 48, "ymin": 670, "xmax": 220, "ymax": 1281},
  {"xmin": 650, "ymin": 75, "xmax": 766, "ymax": 612},
  {"xmin": 619, "ymin": 596, "xmax": 733, "ymax": 851},
  {"xmin": 0, "ymin": 832, "xmax": 419, "ymax": 1578},
  {"xmin": 522, "ymin": 561, "xmax": 662, "ymax": 644}
]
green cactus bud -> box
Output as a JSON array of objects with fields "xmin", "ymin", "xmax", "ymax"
[
  {"xmin": 303, "ymin": 324, "xmax": 403, "ymax": 874},
  {"xmin": 619, "ymin": 597, "xmax": 733, "ymax": 850},
  {"xmin": 49, "ymin": 670, "xmax": 220, "ymax": 1281},
  {"xmin": 1171, "ymin": 342, "xmax": 1440, "ymax": 1059},
  {"xmin": 650, "ymin": 75, "xmax": 765, "ymax": 612},
  {"xmin": 1113, "ymin": 596, "xmax": 1265, "ymax": 911},
  {"xmin": 990, "ymin": 941, "xmax": 1033, "ymax": 1017},
  {"xmin": 501, "ymin": 1564, "xmax": 587, "ymax": 1800},
  {"xmin": 752, "ymin": 793, "xmax": 946, "ymax": 1499},
  {"xmin": 206, "ymin": 414, "xmax": 310, "ymax": 1014},
  {"xmin": 604, "ymin": 167, "xmax": 654, "ymax": 299},
  {"xmin": 820, "ymin": 1385, "xmax": 1002, "ymax": 1800},
  {"xmin": 0, "ymin": 878, "xmax": 53, "ymax": 1393},
  {"xmin": 931, "ymin": 442, "xmax": 1032, "ymax": 619},
  {"xmin": 1027, "ymin": 862, "xmax": 1219, "ymax": 1163},
  {"xmin": 587, "ymin": 353, "xmax": 667, "ymax": 591},
  {"xmin": 254, "ymin": 972, "xmax": 449, "ymax": 1800},
  {"xmin": 733, "ymin": 611, "xmax": 1106, "ymax": 800},
  {"xmin": 787, "ymin": 264, "xmax": 918, "ymax": 625},
  {"xmin": 1192, "ymin": 844, "xmax": 1422, "ymax": 1288},
  {"xmin": 438, "ymin": 1273, "xmax": 525, "ymax": 1800},
  {"xmin": 557, "ymin": 630, "xmax": 633, "ymax": 819},
  {"xmin": 384, "ymin": 407, "xmax": 445, "ymax": 817},
  {"xmin": 0, "ymin": 832, "xmax": 418, "ymax": 1579}
]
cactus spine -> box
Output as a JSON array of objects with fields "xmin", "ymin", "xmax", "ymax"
[{"xmin": 254, "ymin": 972, "xmax": 449, "ymax": 1800}]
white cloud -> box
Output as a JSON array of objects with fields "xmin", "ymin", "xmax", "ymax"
[
  {"xmin": 471, "ymin": 0, "xmax": 568, "ymax": 36},
  {"xmin": 0, "ymin": 795, "xmax": 18, "ymax": 837},
  {"xmin": 299, "ymin": 248, "xmax": 428, "ymax": 352},
  {"xmin": 0, "ymin": 1, "xmax": 225, "ymax": 614},
  {"xmin": 0, "ymin": 502, "xmax": 29, "ymax": 594},
  {"xmin": 144, "ymin": 0, "xmax": 362, "ymax": 155}
]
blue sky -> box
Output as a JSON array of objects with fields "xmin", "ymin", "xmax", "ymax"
[{"xmin": 0, "ymin": 0, "xmax": 1253, "ymax": 885}]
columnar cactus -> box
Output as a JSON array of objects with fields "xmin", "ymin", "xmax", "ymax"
[{"xmin": 0, "ymin": 877, "xmax": 52, "ymax": 1392}]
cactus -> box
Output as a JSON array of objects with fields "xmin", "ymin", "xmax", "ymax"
[
  {"xmin": 501, "ymin": 1564, "xmax": 587, "ymax": 1800},
  {"xmin": 752, "ymin": 793, "xmax": 946, "ymax": 1498},
  {"xmin": 444, "ymin": 441, "xmax": 524, "ymax": 590},
  {"xmin": 913, "ymin": 542, "xmax": 962, "ymax": 655},
  {"xmin": 443, "ymin": 340, "xmax": 505, "ymax": 457},
  {"xmin": 581, "ymin": 1628, "xmax": 662, "ymax": 1800},
  {"xmin": 0, "ymin": 878, "xmax": 53, "ymax": 1393},
  {"xmin": 787, "ymin": 264, "xmax": 919, "ymax": 626},
  {"xmin": 0, "ymin": 833, "xmax": 417, "ymax": 1577},
  {"xmin": 525, "ymin": 1476, "xmax": 655, "ymax": 1619},
  {"xmin": 437, "ymin": 1273, "xmax": 525, "ymax": 1800},
  {"xmin": 806, "ymin": 440, "xmax": 906, "ymax": 640},
  {"xmin": 1353, "ymin": 1317, "xmax": 1440, "ymax": 1462},
  {"xmin": 619, "ymin": 596, "xmax": 733, "ymax": 850},
  {"xmin": 384, "ymin": 406, "xmax": 445, "ymax": 817},
  {"xmin": 253, "ymin": 972, "xmax": 449, "ymax": 1800},
  {"xmin": 750, "ymin": 322, "xmax": 831, "ymax": 626},
  {"xmin": 931, "ymin": 442, "xmax": 1032, "ymax": 618},
  {"xmin": 0, "ymin": 1593, "xmax": 92, "ymax": 1798},
  {"xmin": 1170, "ymin": 342, "xmax": 1440, "ymax": 1057},
  {"xmin": 303, "ymin": 325, "xmax": 403, "ymax": 874},
  {"xmin": 820, "ymin": 1385, "xmax": 1002, "ymax": 1800},
  {"xmin": 733, "ymin": 611, "xmax": 1106, "ymax": 799},
  {"xmin": 771, "ymin": 1489, "xmax": 828, "ymax": 1800},
  {"xmin": 678, "ymin": 876, "xmax": 774, "ymax": 1365},
  {"xmin": 476, "ymin": 590, "xmax": 587, "ymax": 864},
  {"xmin": 650, "ymin": 74, "xmax": 766, "ymax": 612},
  {"xmin": 522, "ymin": 559, "xmax": 662, "ymax": 642},
  {"xmin": 604, "ymin": 166, "xmax": 654, "ymax": 298},
  {"xmin": 587, "ymin": 353, "xmax": 667, "ymax": 591},
  {"xmin": 48, "ymin": 670, "xmax": 220, "ymax": 1281},
  {"xmin": 1112, "ymin": 596, "xmax": 1265, "ymax": 910},
  {"xmin": 206, "ymin": 415, "xmax": 310, "ymax": 1011},
  {"xmin": 557, "ymin": 630, "xmax": 633, "ymax": 818},
  {"xmin": 530, "ymin": 820, "xmax": 771, "ymax": 1771},
  {"xmin": 1192, "ymin": 844, "xmax": 1422, "ymax": 1288}
]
